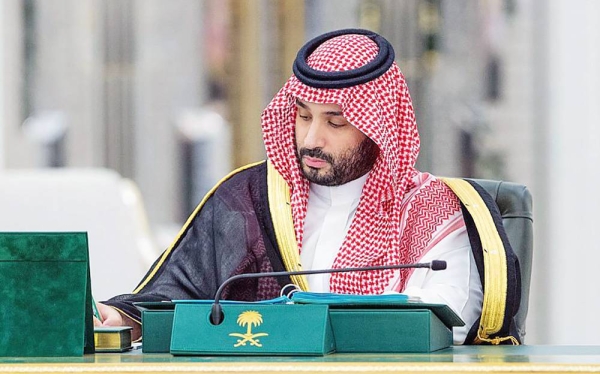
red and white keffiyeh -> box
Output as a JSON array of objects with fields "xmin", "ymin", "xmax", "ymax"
[{"xmin": 261, "ymin": 32, "xmax": 462, "ymax": 294}]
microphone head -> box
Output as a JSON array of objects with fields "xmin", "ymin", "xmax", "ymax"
[{"xmin": 430, "ymin": 260, "xmax": 447, "ymax": 271}]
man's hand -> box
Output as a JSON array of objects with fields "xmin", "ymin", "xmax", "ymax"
[
  {"xmin": 93, "ymin": 302, "xmax": 124, "ymax": 327},
  {"xmin": 93, "ymin": 302, "xmax": 142, "ymax": 341}
]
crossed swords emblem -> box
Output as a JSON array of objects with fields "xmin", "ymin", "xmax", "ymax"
[
  {"xmin": 228, "ymin": 332, "xmax": 269, "ymax": 347},
  {"xmin": 228, "ymin": 310, "xmax": 269, "ymax": 347}
]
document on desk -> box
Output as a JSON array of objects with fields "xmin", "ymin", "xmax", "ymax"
[
  {"xmin": 289, "ymin": 292, "xmax": 421, "ymax": 305},
  {"xmin": 171, "ymin": 296, "xmax": 291, "ymax": 304}
]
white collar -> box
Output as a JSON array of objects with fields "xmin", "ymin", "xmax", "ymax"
[{"xmin": 309, "ymin": 172, "xmax": 369, "ymax": 206}]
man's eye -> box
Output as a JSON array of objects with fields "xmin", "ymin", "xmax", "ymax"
[
  {"xmin": 328, "ymin": 121, "xmax": 345, "ymax": 128},
  {"xmin": 299, "ymin": 115, "xmax": 311, "ymax": 121}
]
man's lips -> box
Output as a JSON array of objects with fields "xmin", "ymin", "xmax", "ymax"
[{"xmin": 303, "ymin": 156, "xmax": 329, "ymax": 168}]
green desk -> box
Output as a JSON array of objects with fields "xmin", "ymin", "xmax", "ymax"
[{"xmin": 2, "ymin": 346, "xmax": 600, "ymax": 373}]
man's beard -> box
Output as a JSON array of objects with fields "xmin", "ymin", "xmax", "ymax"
[{"xmin": 296, "ymin": 137, "xmax": 380, "ymax": 186}]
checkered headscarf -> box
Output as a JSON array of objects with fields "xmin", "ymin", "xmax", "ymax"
[{"xmin": 261, "ymin": 30, "xmax": 459, "ymax": 294}]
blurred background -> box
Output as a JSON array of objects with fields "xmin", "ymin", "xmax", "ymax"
[{"xmin": 1, "ymin": 0, "xmax": 599, "ymax": 345}]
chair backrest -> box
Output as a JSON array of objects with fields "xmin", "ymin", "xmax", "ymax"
[
  {"xmin": 0, "ymin": 168, "xmax": 159, "ymax": 300},
  {"xmin": 468, "ymin": 178, "xmax": 533, "ymax": 343}
]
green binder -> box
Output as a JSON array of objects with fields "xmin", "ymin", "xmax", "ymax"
[
  {"xmin": 291, "ymin": 292, "xmax": 465, "ymax": 353},
  {"xmin": 0, "ymin": 232, "xmax": 95, "ymax": 357},
  {"xmin": 328, "ymin": 306, "xmax": 458, "ymax": 352},
  {"xmin": 135, "ymin": 301, "xmax": 176, "ymax": 353}
]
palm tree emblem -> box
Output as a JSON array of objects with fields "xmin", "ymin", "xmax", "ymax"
[{"xmin": 228, "ymin": 310, "xmax": 269, "ymax": 347}]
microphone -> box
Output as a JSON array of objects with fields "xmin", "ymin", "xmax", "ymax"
[{"xmin": 209, "ymin": 260, "xmax": 446, "ymax": 325}]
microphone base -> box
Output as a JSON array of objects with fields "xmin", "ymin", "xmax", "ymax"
[{"xmin": 210, "ymin": 303, "xmax": 224, "ymax": 325}]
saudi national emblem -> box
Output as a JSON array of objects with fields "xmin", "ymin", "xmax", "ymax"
[{"xmin": 229, "ymin": 310, "xmax": 269, "ymax": 347}]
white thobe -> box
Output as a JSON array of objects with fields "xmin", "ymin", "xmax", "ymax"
[{"xmin": 299, "ymin": 176, "xmax": 483, "ymax": 344}]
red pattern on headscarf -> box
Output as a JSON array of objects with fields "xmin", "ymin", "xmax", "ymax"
[{"xmin": 261, "ymin": 33, "xmax": 461, "ymax": 294}]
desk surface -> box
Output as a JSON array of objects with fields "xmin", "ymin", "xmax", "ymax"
[{"xmin": 2, "ymin": 346, "xmax": 600, "ymax": 373}]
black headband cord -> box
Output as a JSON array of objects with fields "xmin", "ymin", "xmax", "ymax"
[{"xmin": 292, "ymin": 28, "xmax": 395, "ymax": 89}]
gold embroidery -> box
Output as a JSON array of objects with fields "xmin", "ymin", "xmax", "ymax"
[
  {"xmin": 267, "ymin": 160, "xmax": 309, "ymax": 291},
  {"xmin": 229, "ymin": 311, "xmax": 269, "ymax": 347},
  {"xmin": 441, "ymin": 177, "xmax": 518, "ymax": 345}
]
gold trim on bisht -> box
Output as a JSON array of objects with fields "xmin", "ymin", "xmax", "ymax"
[
  {"xmin": 133, "ymin": 161, "xmax": 265, "ymax": 294},
  {"xmin": 441, "ymin": 178, "xmax": 519, "ymax": 345},
  {"xmin": 267, "ymin": 160, "xmax": 309, "ymax": 291}
]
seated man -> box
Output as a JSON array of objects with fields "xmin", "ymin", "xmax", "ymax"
[{"xmin": 97, "ymin": 29, "xmax": 521, "ymax": 345}]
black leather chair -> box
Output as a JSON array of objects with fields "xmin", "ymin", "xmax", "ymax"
[{"xmin": 469, "ymin": 179, "xmax": 533, "ymax": 343}]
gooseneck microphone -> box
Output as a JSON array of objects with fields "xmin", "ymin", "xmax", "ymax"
[{"xmin": 209, "ymin": 260, "xmax": 447, "ymax": 325}]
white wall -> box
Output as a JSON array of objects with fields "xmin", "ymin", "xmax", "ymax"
[
  {"xmin": 529, "ymin": 0, "xmax": 600, "ymax": 344},
  {"xmin": 133, "ymin": 0, "xmax": 206, "ymax": 225}
]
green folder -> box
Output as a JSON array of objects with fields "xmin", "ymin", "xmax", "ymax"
[
  {"xmin": 291, "ymin": 292, "xmax": 465, "ymax": 353},
  {"xmin": 0, "ymin": 232, "xmax": 95, "ymax": 357}
]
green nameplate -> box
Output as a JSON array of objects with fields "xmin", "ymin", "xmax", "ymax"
[
  {"xmin": 0, "ymin": 232, "xmax": 95, "ymax": 357},
  {"xmin": 170, "ymin": 304, "xmax": 335, "ymax": 355}
]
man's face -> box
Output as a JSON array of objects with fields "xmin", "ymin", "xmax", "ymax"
[{"xmin": 294, "ymin": 99, "xmax": 379, "ymax": 186}]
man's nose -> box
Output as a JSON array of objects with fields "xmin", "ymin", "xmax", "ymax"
[{"xmin": 302, "ymin": 121, "xmax": 327, "ymax": 149}]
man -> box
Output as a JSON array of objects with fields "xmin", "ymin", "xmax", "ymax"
[{"xmin": 97, "ymin": 29, "xmax": 521, "ymax": 345}]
